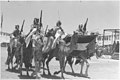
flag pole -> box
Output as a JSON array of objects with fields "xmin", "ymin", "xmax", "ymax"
[
  {"xmin": 58, "ymin": 10, "xmax": 60, "ymax": 20},
  {"xmin": 1, "ymin": 13, "xmax": 3, "ymax": 33}
]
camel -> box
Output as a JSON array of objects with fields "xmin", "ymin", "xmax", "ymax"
[
  {"xmin": 31, "ymin": 29, "xmax": 55, "ymax": 78},
  {"xmin": 19, "ymin": 37, "xmax": 33, "ymax": 76},
  {"xmin": 6, "ymin": 35, "xmax": 33, "ymax": 76},
  {"xmin": 5, "ymin": 36, "xmax": 18, "ymax": 70},
  {"xmin": 63, "ymin": 35, "xmax": 97, "ymax": 77},
  {"xmin": 5, "ymin": 43, "xmax": 15, "ymax": 70},
  {"xmin": 45, "ymin": 31, "xmax": 78, "ymax": 78},
  {"xmin": 41, "ymin": 29, "xmax": 55, "ymax": 75}
]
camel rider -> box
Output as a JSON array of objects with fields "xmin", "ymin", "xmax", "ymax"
[
  {"xmin": 76, "ymin": 18, "xmax": 88, "ymax": 35},
  {"xmin": 42, "ymin": 29, "xmax": 54, "ymax": 53},
  {"xmin": 13, "ymin": 25, "xmax": 20, "ymax": 38},
  {"xmin": 25, "ymin": 18, "xmax": 43, "ymax": 48},
  {"xmin": 51, "ymin": 20, "xmax": 65, "ymax": 49},
  {"xmin": 76, "ymin": 24, "xmax": 84, "ymax": 35},
  {"xmin": 11, "ymin": 25, "xmax": 20, "ymax": 47}
]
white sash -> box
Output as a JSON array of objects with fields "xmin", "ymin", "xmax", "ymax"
[{"xmin": 25, "ymin": 28, "xmax": 37, "ymax": 47}]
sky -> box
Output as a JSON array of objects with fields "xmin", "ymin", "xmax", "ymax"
[{"xmin": 0, "ymin": 1, "xmax": 119, "ymax": 34}]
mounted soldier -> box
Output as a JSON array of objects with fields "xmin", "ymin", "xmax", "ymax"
[
  {"xmin": 13, "ymin": 25, "xmax": 20, "ymax": 38},
  {"xmin": 6, "ymin": 20, "xmax": 25, "ymax": 69},
  {"xmin": 76, "ymin": 24, "xmax": 84, "ymax": 35},
  {"xmin": 25, "ymin": 10, "xmax": 44, "ymax": 48},
  {"xmin": 25, "ymin": 18, "xmax": 43, "ymax": 48},
  {"xmin": 76, "ymin": 18, "xmax": 88, "ymax": 35},
  {"xmin": 8, "ymin": 24, "xmax": 21, "ymax": 55},
  {"xmin": 12, "ymin": 25, "xmax": 21, "ymax": 47},
  {"xmin": 5, "ymin": 25, "xmax": 21, "ymax": 67},
  {"xmin": 51, "ymin": 20, "xmax": 65, "ymax": 49}
]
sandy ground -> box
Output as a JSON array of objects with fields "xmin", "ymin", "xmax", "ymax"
[{"xmin": 1, "ymin": 47, "xmax": 120, "ymax": 79}]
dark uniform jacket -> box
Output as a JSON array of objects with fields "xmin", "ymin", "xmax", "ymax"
[{"xmin": 13, "ymin": 29, "xmax": 20, "ymax": 37}]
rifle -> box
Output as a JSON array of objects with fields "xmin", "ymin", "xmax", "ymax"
[
  {"xmin": 20, "ymin": 20, "xmax": 25, "ymax": 34},
  {"xmin": 45, "ymin": 25, "xmax": 48, "ymax": 35},
  {"xmin": 39, "ymin": 10, "xmax": 42, "ymax": 28}
]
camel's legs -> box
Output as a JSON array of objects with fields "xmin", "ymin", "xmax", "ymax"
[
  {"xmin": 46, "ymin": 55, "xmax": 53, "ymax": 75},
  {"xmin": 42, "ymin": 53, "xmax": 48, "ymax": 75},
  {"xmin": 33, "ymin": 51, "xmax": 41, "ymax": 78},
  {"xmin": 33, "ymin": 53, "xmax": 41, "ymax": 78},
  {"xmin": 11, "ymin": 59, "xmax": 14, "ymax": 69},
  {"xmin": 35, "ymin": 61, "xmax": 39, "ymax": 78},
  {"xmin": 26, "ymin": 67, "xmax": 29, "ymax": 76},
  {"xmin": 38, "ymin": 60, "xmax": 42, "ymax": 78},
  {"xmin": 20, "ymin": 46, "xmax": 23, "ymax": 76},
  {"xmin": 20, "ymin": 60, "xmax": 23, "ymax": 76},
  {"xmin": 68, "ymin": 57, "xmax": 74, "ymax": 74},
  {"xmin": 64, "ymin": 58, "xmax": 67, "ymax": 72},
  {"xmin": 11, "ymin": 49, "xmax": 14, "ymax": 70},
  {"xmin": 59, "ymin": 55, "xmax": 65, "ymax": 79},
  {"xmin": 38, "ymin": 60, "xmax": 42, "ymax": 73},
  {"xmin": 80, "ymin": 60, "xmax": 84, "ymax": 76},
  {"xmin": 8, "ymin": 64, "xmax": 10, "ymax": 70},
  {"xmin": 9, "ymin": 55, "xmax": 14, "ymax": 70},
  {"xmin": 42, "ymin": 59, "xmax": 46, "ymax": 75},
  {"xmin": 79, "ymin": 55, "xmax": 89, "ymax": 77},
  {"xmin": 95, "ymin": 49, "xmax": 99, "ymax": 59},
  {"xmin": 69, "ymin": 62, "xmax": 74, "ymax": 74},
  {"xmin": 7, "ymin": 56, "xmax": 11, "ymax": 69},
  {"xmin": 85, "ymin": 62, "xmax": 89, "ymax": 76}
]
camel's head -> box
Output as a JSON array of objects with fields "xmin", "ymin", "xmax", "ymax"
[
  {"xmin": 46, "ymin": 29, "xmax": 54, "ymax": 38},
  {"xmin": 71, "ymin": 31, "xmax": 78, "ymax": 45}
]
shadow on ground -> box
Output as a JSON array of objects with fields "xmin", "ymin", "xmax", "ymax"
[
  {"xmin": 5, "ymin": 68, "xmax": 34, "ymax": 73},
  {"xmin": 6, "ymin": 67, "xmax": 62, "ymax": 79},
  {"xmin": 18, "ymin": 75, "xmax": 35, "ymax": 79},
  {"xmin": 18, "ymin": 74, "xmax": 62, "ymax": 79},
  {"xmin": 6, "ymin": 68, "xmax": 20, "ymax": 74},
  {"xmin": 64, "ymin": 71, "xmax": 90, "ymax": 79},
  {"xmin": 41, "ymin": 74, "xmax": 62, "ymax": 79},
  {"xmin": 6, "ymin": 66, "xmax": 91, "ymax": 79}
]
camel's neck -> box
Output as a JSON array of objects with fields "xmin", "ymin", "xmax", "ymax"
[{"xmin": 67, "ymin": 36, "xmax": 76, "ymax": 53}]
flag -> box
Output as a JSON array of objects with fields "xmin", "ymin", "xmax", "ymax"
[
  {"xmin": 83, "ymin": 18, "xmax": 88, "ymax": 32},
  {"xmin": 64, "ymin": 34, "xmax": 97, "ymax": 51},
  {"xmin": 1, "ymin": 13, "xmax": 3, "ymax": 29}
]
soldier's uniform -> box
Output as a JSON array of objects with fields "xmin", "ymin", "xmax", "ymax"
[
  {"xmin": 76, "ymin": 24, "xmax": 84, "ymax": 35},
  {"xmin": 11, "ymin": 25, "xmax": 20, "ymax": 47},
  {"xmin": 25, "ymin": 18, "xmax": 42, "ymax": 48},
  {"xmin": 12, "ymin": 25, "xmax": 20, "ymax": 37},
  {"xmin": 51, "ymin": 20, "xmax": 65, "ymax": 49}
]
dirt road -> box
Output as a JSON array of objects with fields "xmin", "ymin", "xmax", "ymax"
[{"xmin": 1, "ymin": 47, "xmax": 119, "ymax": 79}]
